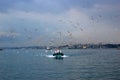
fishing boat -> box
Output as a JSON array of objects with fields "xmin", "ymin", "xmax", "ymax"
[
  {"xmin": 53, "ymin": 48, "xmax": 64, "ymax": 59},
  {"xmin": 52, "ymin": 32, "xmax": 64, "ymax": 59}
]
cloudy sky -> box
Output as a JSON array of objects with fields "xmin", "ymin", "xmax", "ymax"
[{"xmin": 0, "ymin": 0, "xmax": 120, "ymax": 47}]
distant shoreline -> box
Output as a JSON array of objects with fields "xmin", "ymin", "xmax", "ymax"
[{"xmin": 0, "ymin": 43, "xmax": 120, "ymax": 50}]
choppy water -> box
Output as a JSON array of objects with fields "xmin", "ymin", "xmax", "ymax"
[{"xmin": 0, "ymin": 49, "xmax": 120, "ymax": 80}]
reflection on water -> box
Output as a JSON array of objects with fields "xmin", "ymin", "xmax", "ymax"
[{"xmin": 0, "ymin": 49, "xmax": 120, "ymax": 80}]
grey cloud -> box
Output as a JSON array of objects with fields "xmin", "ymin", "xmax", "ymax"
[
  {"xmin": 1, "ymin": 0, "xmax": 120, "ymax": 13},
  {"xmin": 0, "ymin": 0, "xmax": 32, "ymax": 12}
]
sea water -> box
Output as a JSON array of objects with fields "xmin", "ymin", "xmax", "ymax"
[{"xmin": 0, "ymin": 49, "xmax": 120, "ymax": 80}]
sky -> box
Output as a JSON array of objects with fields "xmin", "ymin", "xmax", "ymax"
[{"xmin": 0, "ymin": 0, "xmax": 120, "ymax": 47}]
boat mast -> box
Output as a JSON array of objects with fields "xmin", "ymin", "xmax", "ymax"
[{"xmin": 58, "ymin": 32, "xmax": 62, "ymax": 48}]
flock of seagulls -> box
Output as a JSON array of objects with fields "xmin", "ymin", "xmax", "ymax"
[{"xmin": 5, "ymin": 14, "xmax": 119, "ymax": 45}]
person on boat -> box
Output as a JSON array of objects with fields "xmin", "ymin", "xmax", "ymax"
[
  {"xmin": 53, "ymin": 48, "xmax": 64, "ymax": 57},
  {"xmin": 55, "ymin": 48, "xmax": 62, "ymax": 53}
]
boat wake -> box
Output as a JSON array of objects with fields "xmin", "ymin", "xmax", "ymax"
[{"xmin": 46, "ymin": 55, "xmax": 68, "ymax": 58}]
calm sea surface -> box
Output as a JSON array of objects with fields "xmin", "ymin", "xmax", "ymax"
[{"xmin": 0, "ymin": 49, "xmax": 120, "ymax": 80}]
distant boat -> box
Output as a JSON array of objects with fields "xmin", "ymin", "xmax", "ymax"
[
  {"xmin": 53, "ymin": 48, "xmax": 64, "ymax": 59},
  {"xmin": 46, "ymin": 46, "xmax": 51, "ymax": 50},
  {"xmin": 0, "ymin": 48, "xmax": 3, "ymax": 51}
]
